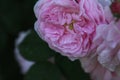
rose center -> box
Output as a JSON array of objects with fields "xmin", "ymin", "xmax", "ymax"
[
  {"xmin": 75, "ymin": 0, "xmax": 80, "ymax": 4},
  {"xmin": 64, "ymin": 20, "xmax": 75, "ymax": 30}
]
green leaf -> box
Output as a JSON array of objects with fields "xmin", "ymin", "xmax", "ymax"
[
  {"xmin": 24, "ymin": 62, "xmax": 61, "ymax": 80},
  {"xmin": 19, "ymin": 30, "xmax": 56, "ymax": 62},
  {"xmin": 55, "ymin": 54, "xmax": 90, "ymax": 80}
]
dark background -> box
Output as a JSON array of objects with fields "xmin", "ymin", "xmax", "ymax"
[{"xmin": 0, "ymin": 0, "xmax": 37, "ymax": 80}]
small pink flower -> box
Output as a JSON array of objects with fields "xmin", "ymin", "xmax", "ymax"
[{"xmin": 34, "ymin": 0, "xmax": 105, "ymax": 60}]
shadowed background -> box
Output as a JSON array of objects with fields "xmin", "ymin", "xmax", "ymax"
[{"xmin": 0, "ymin": 0, "xmax": 36, "ymax": 80}]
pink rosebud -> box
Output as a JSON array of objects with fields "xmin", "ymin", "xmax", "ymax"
[
  {"xmin": 34, "ymin": 0, "xmax": 105, "ymax": 60},
  {"xmin": 111, "ymin": 0, "xmax": 120, "ymax": 14}
]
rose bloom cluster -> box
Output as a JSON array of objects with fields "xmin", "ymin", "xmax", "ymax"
[{"xmin": 34, "ymin": 0, "xmax": 120, "ymax": 80}]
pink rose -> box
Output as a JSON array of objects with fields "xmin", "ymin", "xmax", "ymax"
[
  {"xmin": 34, "ymin": 0, "xmax": 105, "ymax": 60},
  {"xmin": 92, "ymin": 20, "xmax": 120, "ymax": 74},
  {"xmin": 80, "ymin": 53, "xmax": 120, "ymax": 80},
  {"xmin": 79, "ymin": 6, "xmax": 120, "ymax": 80}
]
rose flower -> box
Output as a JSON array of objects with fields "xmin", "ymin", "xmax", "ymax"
[{"xmin": 34, "ymin": 0, "xmax": 105, "ymax": 60}]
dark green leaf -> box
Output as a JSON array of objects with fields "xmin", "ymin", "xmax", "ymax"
[
  {"xmin": 19, "ymin": 30, "xmax": 56, "ymax": 62},
  {"xmin": 24, "ymin": 62, "xmax": 61, "ymax": 80},
  {"xmin": 55, "ymin": 54, "xmax": 90, "ymax": 80}
]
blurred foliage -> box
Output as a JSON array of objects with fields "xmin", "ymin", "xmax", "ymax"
[
  {"xmin": 18, "ymin": 30, "xmax": 90, "ymax": 80},
  {"xmin": 19, "ymin": 30, "xmax": 55, "ymax": 62},
  {"xmin": 25, "ymin": 62, "xmax": 62, "ymax": 80},
  {"xmin": 0, "ymin": 0, "xmax": 91, "ymax": 80},
  {"xmin": 55, "ymin": 54, "xmax": 90, "ymax": 80}
]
